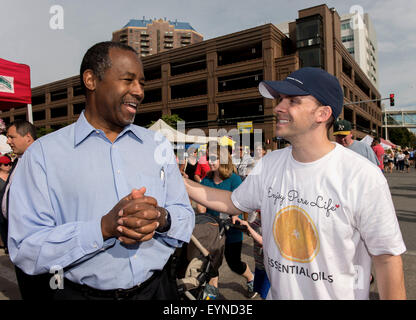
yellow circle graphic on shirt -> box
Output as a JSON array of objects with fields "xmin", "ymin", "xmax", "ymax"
[{"xmin": 273, "ymin": 205, "xmax": 320, "ymax": 263}]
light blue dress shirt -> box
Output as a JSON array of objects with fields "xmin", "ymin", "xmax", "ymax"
[{"xmin": 8, "ymin": 112, "xmax": 195, "ymax": 290}]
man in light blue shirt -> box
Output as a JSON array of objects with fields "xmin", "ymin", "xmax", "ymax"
[
  {"xmin": 7, "ymin": 41, "xmax": 195, "ymax": 300},
  {"xmin": 333, "ymin": 119, "xmax": 379, "ymax": 166}
]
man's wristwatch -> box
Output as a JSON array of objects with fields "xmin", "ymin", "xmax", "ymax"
[{"xmin": 157, "ymin": 207, "xmax": 171, "ymax": 233}]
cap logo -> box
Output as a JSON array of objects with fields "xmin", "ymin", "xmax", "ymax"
[
  {"xmin": 286, "ymin": 77, "xmax": 304, "ymax": 85},
  {"xmin": 338, "ymin": 124, "xmax": 344, "ymax": 130}
]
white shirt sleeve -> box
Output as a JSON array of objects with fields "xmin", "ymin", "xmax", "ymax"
[
  {"xmin": 355, "ymin": 178, "xmax": 406, "ymax": 256},
  {"xmin": 231, "ymin": 157, "xmax": 265, "ymax": 213}
]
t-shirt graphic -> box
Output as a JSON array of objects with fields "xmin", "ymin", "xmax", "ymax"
[{"xmin": 273, "ymin": 205, "xmax": 319, "ymax": 263}]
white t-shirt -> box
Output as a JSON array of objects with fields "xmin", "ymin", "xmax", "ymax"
[{"xmin": 231, "ymin": 143, "xmax": 406, "ymax": 300}]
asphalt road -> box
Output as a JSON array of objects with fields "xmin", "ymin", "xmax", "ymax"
[{"xmin": 0, "ymin": 166, "xmax": 415, "ymax": 300}]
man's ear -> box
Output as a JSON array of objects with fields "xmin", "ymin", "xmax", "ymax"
[
  {"xmin": 83, "ymin": 70, "xmax": 97, "ymax": 91},
  {"xmin": 316, "ymin": 106, "xmax": 333, "ymax": 123},
  {"xmin": 25, "ymin": 133, "xmax": 34, "ymax": 144}
]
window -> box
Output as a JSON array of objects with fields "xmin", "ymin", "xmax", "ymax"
[
  {"xmin": 33, "ymin": 110, "xmax": 46, "ymax": 121},
  {"xmin": 296, "ymin": 15, "xmax": 323, "ymax": 42},
  {"xmin": 141, "ymin": 88, "xmax": 162, "ymax": 104},
  {"xmin": 144, "ymin": 66, "xmax": 161, "ymax": 80},
  {"xmin": 343, "ymin": 86, "xmax": 348, "ymax": 98},
  {"xmin": 218, "ymin": 70, "xmax": 263, "ymax": 92},
  {"xmin": 341, "ymin": 22, "xmax": 351, "ymax": 30},
  {"xmin": 50, "ymin": 89, "xmax": 67, "ymax": 102},
  {"xmin": 73, "ymin": 85, "xmax": 84, "ymax": 97},
  {"xmin": 172, "ymin": 105, "xmax": 208, "ymax": 128},
  {"xmin": 298, "ymin": 46, "xmax": 324, "ymax": 69},
  {"xmin": 217, "ymin": 42, "xmax": 262, "ymax": 66},
  {"xmin": 13, "ymin": 114, "xmax": 26, "ymax": 121},
  {"xmin": 32, "ymin": 95, "xmax": 46, "ymax": 105},
  {"xmin": 171, "ymin": 56, "xmax": 206, "ymax": 76},
  {"xmin": 171, "ymin": 81, "xmax": 207, "ymax": 99},
  {"xmin": 296, "ymin": 15, "xmax": 324, "ymax": 69},
  {"xmin": 342, "ymin": 59, "xmax": 352, "ymax": 78},
  {"xmin": 73, "ymin": 102, "xmax": 85, "ymax": 115},
  {"xmin": 342, "ymin": 35, "xmax": 354, "ymax": 43},
  {"xmin": 50, "ymin": 106, "xmax": 68, "ymax": 118},
  {"xmin": 134, "ymin": 111, "xmax": 162, "ymax": 127},
  {"xmin": 218, "ymin": 98, "xmax": 264, "ymax": 124}
]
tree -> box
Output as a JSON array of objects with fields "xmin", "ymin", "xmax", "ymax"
[
  {"xmin": 147, "ymin": 114, "xmax": 184, "ymax": 129},
  {"xmin": 37, "ymin": 127, "xmax": 55, "ymax": 138},
  {"xmin": 36, "ymin": 123, "xmax": 70, "ymax": 138},
  {"xmin": 388, "ymin": 127, "xmax": 416, "ymax": 148}
]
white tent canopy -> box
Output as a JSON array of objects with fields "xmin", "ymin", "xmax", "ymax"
[
  {"xmin": 148, "ymin": 119, "xmax": 220, "ymax": 144},
  {"xmin": 360, "ymin": 135, "xmax": 396, "ymax": 150},
  {"xmin": 0, "ymin": 134, "xmax": 11, "ymax": 154}
]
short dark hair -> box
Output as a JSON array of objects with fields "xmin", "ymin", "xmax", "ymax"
[
  {"xmin": 79, "ymin": 41, "xmax": 137, "ymax": 94},
  {"xmin": 8, "ymin": 119, "xmax": 37, "ymax": 140}
]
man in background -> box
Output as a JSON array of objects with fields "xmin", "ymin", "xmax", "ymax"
[
  {"xmin": 333, "ymin": 119, "xmax": 379, "ymax": 166},
  {"xmin": 0, "ymin": 120, "xmax": 36, "ymax": 251},
  {"xmin": 0, "ymin": 120, "xmax": 39, "ymax": 299}
]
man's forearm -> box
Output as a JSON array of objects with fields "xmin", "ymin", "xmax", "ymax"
[
  {"xmin": 183, "ymin": 178, "xmax": 243, "ymax": 215},
  {"xmin": 373, "ymin": 254, "xmax": 406, "ymax": 300}
]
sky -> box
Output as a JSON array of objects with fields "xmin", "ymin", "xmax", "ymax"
[{"xmin": 1, "ymin": 0, "xmax": 415, "ymax": 111}]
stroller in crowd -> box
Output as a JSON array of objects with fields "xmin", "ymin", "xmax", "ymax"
[{"xmin": 173, "ymin": 213, "xmax": 247, "ymax": 300}]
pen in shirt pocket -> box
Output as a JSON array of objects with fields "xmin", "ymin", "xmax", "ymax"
[{"xmin": 160, "ymin": 167, "xmax": 165, "ymax": 186}]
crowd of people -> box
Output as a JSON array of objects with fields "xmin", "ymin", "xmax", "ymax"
[
  {"xmin": 0, "ymin": 41, "xmax": 409, "ymax": 301},
  {"xmin": 383, "ymin": 147, "xmax": 415, "ymax": 174}
]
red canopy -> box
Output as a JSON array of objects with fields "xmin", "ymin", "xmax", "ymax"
[
  {"xmin": 381, "ymin": 138, "xmax": 397, "ymax": 149},
  {"xmin": 0, "ymin": 58, "xmax": 31, "ymax": 110}
]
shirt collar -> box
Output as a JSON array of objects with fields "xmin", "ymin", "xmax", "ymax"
[{"xmin": 74, "ymin": 111, "xmax": 143, "ymax": 146}]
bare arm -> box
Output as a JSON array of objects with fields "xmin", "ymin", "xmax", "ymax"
[
  {"xmin": 183, "ymin": 177, "xmax": 243, "ymax": 215},
  {"xmin": 235, "ymin": 217, "xmax": 263, "ymax": 245},
  {"xmin": 196, "ymin": 203, "xmax": 207, "ymax": 214},
  {"xmin": 372, "ymin": 254, "xmax": 406, "ymax": 300}
]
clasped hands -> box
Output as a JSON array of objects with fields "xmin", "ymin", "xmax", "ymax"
[{"xmin": 101, "ymin": 187, "xmax": 166, "ymax": 245}]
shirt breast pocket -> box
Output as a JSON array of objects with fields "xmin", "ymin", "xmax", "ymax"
[{"xmin": 137, "ymin": 169, "xmax": 166, "ymax": 207}]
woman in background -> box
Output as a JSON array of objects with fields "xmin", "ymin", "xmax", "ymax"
[{"xmin": 197, "ymin": 144, "xmax": 256, "ymax": 300}]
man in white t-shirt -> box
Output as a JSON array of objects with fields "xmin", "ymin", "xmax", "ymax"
[{"xmin": 183, "ymin": 67, "xmax": 406, "ymax": 300}]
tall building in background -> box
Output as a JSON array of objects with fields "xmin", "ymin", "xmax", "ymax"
[
  {"xmin": 340, "ymin": 12, "xmax": 379, "ymax": 88},
  {"xmin": 1, "ymin": 4, "xmax": 382, "ymax": 146},
  {"xmin": 112, "ymin": 17, "xmax": 203, "ymax": 57}
]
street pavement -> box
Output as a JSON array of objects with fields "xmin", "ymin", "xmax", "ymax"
[{"xmin": 0, "ymin": 165, "xmax": 415, "ymax": 300}]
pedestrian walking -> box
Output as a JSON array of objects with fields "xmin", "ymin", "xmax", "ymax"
[
  {"xmin": 196, "ymin": 144, "xmax": 256, "ymax": 299},
  {"xmin": 372, "ymin": 137, "xmax": 385, "ymax": 172},
  {"xmin": 397, "ymin": 150, "xmax": 405, "ymax": 172}
]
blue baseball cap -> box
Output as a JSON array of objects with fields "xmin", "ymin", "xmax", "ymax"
[{"xmin": 259, "ymin": 67, "xmax": 344, "ymax": 119}]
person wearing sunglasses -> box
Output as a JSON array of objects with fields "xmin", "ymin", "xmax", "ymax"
[{"xmin": 0, "ymin": 155, "xmax": 12, "ymax": 189}]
